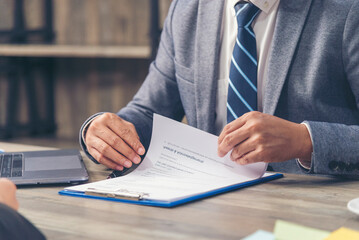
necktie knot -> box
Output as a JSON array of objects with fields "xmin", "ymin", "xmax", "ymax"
[{"xmin": 234, "ymin": 2, "xmax": 260, "ymax": 28}]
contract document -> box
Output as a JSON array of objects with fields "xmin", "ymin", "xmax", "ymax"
[{"xmin": 60, "ymin": 114, "xmax": 282, "ymax": 207}]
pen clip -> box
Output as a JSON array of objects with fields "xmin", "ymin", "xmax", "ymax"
[{"xmin": 85, "ymin": 188, "xmax": 144, "ymax": 200}]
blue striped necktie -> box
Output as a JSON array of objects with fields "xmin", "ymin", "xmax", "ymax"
[{"xmin": 227, "ymin": 2, "xmax": 260, "ymax": 123}]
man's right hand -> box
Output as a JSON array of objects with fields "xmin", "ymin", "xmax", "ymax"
[
  {"xmin": 0, "ymin": 178, "xmax": 19, "ymax": 210},
  {"xmin": 85, "ymin": 113, "xmax": 145, "ymax": 170}
]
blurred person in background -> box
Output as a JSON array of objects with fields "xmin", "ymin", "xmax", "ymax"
[{"xmin": 0, "ymin": 178, "xmax": 45, "ymax": 240}]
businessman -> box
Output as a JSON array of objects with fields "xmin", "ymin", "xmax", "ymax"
[
  {"xmin": 0, "ymin": 178, "xmax": 46, "ymax": 240},
  {"xmin": 80, "ymin": 0, "xmax": 359, "ymax": 177}
]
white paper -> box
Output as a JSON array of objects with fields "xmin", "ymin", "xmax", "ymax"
[{"xmin": 66, "ymin": 114, "xmax": 268, "ymax": 202}]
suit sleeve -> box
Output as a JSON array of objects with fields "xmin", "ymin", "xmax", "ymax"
[
  {"xmin": 79, "ymin": 0, "xmax": 183, "ymax": 172},
  {"xmin": 303, "ymin": 2, "xmax": 359, "ymax": 176},
  {"xmin": 0, "ymin": 203, "xmax": 46, "ymax": 240},
  {"xmin": 117, "ymin": 0, "xmax": 184, "ymax": 151}
]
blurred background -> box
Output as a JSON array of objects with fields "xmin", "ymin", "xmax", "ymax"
[{"xmin": 0, "ymin": 0, "xmax": 171, "ymax": 148}]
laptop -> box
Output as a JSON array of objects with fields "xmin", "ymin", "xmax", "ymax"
[{"xmin": 0, "ymin": 149, "xmax": 89, "ymax": 185}]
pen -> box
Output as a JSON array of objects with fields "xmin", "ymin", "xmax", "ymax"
[
  {"xmin": 107, "ymin": 170, "xmax": 121, "ymax": 179},
  {"xmin": 85, "ymin": 188, "xmax": 144, "ymax": 200},
  {"xmin": 108, "ymin": 167, "xmax": 134, "ymax": 179}
]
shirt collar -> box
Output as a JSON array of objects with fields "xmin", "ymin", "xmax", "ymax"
[{"xmin": 230, "ymin": 0, "xmax": 279, "ymax": 14}]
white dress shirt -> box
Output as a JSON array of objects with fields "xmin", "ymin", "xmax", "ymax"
[{"xmin": 215, "ymin": 0, "xmax": 280, "ymax": 135}]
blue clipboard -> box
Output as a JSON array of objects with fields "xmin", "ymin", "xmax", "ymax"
[{"xmin": 59, "ymin": 173, "xmax": 283, "ymax": 208}]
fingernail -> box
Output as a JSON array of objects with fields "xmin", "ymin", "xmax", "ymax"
[
  {"xmin": 133, "ymin": 155, "xmax": 141, "ymax": 164},
  {"xmin": 124, "ymin": 160, "xmax": 132, "ymax": 168},
  {"xmin": 116, "ymin": 166, "xmax": 123, "ymax": 171},
  {"xmin": 138, "ymin": 147, "xmax": 145, "ymax": 155}
]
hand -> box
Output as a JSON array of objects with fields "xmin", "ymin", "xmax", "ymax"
[
  {"xmin": 0, "ymin": 178, "xmax": 19, "ymax": 210},
  {"xmin": 85, "ymin": 113, "xmax": 145, "ymax": 170},
  {"xmin": 218, "ymin": 112, "xmax": 312, "ymax": 165}
]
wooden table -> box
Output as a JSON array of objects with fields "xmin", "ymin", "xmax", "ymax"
[{"xmin": 2, "ymin": 142, "xmax": 359, "ymax": 240}]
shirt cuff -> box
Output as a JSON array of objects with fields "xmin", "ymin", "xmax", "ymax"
[
  {"xmin": 297, "ymin": 158, "xmax": 311, "ymax": 170},
  {"xmin": 81, "ymin": 115, "xmax": 101, "ymax": 145},
  {"xmin": 79, "ymin": 112, "xmax": 106, "ymax": 164},
  {"xmin": 296, "ymin": 122, "xmax": 314, "ymax": 171}
]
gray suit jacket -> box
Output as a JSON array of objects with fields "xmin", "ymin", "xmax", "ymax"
[{"xmin": 81, "ymin": 0, "xmax": 359, "ymax": 176}]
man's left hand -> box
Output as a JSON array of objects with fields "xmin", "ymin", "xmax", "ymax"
[{"xmin": 217, "ymin": 112, "xmax": 312, "ymax": 165}]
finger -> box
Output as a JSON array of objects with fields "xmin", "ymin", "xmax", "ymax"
[
  {"xmin": 218, "ymin": 118, "xmax": 246, "ymax": 146},
  {"xmin": 236, "ymin": 148, "xmax": 266, "ymax": 165},
  {"xmin": 95, "ymin": 127, "xmax": 141, "ymax": 164},
  {"xmin": 88, "ymin": 146, "xmax": 124, "ymax": 171},
  {"xmin": 218, "ymin": 127, "xmax": 249, "ymax": 157},
  {"xmin": 107, "ymin": 120, "xmax": 145, "ymax": 156},
  {"xmin": 230, "ymin": 138, "xmax": 256, "ymax": 162},
  {"xmin": 88, "ymin": 137, "xmax": 133, "ymax": 169}
]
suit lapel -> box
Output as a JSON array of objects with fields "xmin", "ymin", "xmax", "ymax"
[
  {"xmin": 263, "ymin": 0, "xmax": 313, "ymax": 115},
  {"xmin": 194, "ymin": 0, "xmax": 224, "ymax": 134}
]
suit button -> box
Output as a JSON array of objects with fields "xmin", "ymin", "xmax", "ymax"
[
  {"xmin": 329, "ymin": 161, "xmax": 339, "ymax": 171},
  {"xmin": 345, "ymin": 163, "xmax": 354, "ymax": 172},
  {"xmin": 338, "ymin": 162, "xmax": 346, "ymax": 171}
]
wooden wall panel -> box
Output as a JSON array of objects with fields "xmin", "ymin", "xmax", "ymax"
[
  {"xmin": 0, "ymin": 0, "xmax": 172, "ymax": 139},
  {"xmin": 54, "ymin": 58, "xmax": 149, "ymax": 139},
  {"xmin": 53, "ymin": 0, "xmax": 154, "ymax": 46},
  {"xmin": 54, "ymin": 0, "xmax": 172, "ymax": 46},
  {"xmin": 24, "ymin": 0, "xmax": 43, "ymax": 29},
  {"xmin": 0, "ymin": 0, "xmax": 172, "ymax": 45},
  {"xmin": 0, "ymin": 0, "xmax": 13, "ymax": 30}
]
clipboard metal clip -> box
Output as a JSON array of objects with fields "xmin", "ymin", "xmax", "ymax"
[{"xmin": 85, "ymin": 188, "xmax": 146, "ymax": 200}]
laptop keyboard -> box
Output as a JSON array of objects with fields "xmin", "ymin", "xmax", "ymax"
[{"xmin": 0, "ymin": 154, "xmax": 23, "ymax": 178}]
